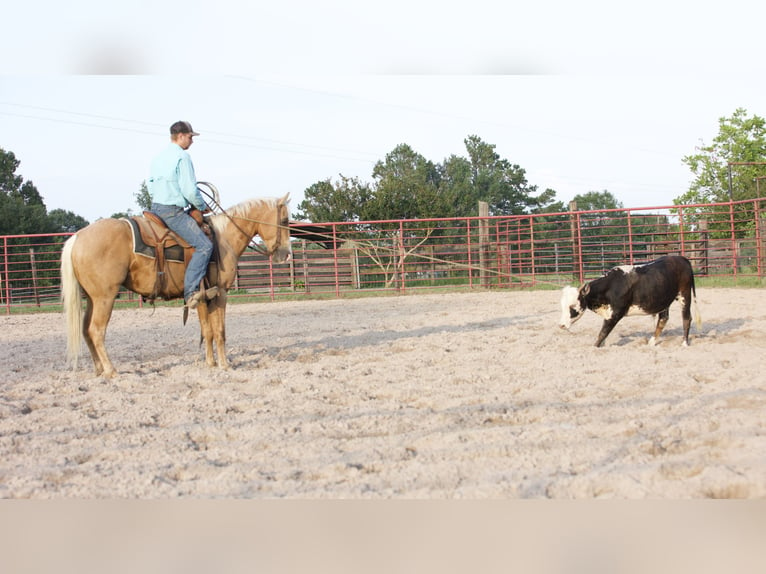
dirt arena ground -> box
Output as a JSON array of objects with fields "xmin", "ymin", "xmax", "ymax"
[{"xmin": 1, "ymin": 287, "xmax": 765, "ymax": 498}]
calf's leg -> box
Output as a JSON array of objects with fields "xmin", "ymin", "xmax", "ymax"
[
  {"xmin": 595, "ymin": 315, "xmax": 624, "ymax": 347},
  {"xmin": 648, "ymin": 308, "xmax": 669, "ymax": 346},
  {"xmin": 680, "ymin": 291, "xmax": 693, "ymax": 347}
]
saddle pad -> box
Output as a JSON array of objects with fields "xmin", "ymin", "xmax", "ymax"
[{"xmin": 124, "ymin": 217, "xmax": 185, "ymax": 263}]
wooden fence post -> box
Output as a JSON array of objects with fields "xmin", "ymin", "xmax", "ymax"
[
  {"xmin": 478, "ymin": 201, "xmax": 489, "ymax": 288},
  {"xmin": 351, "ymin": 245, "xmax": 360, "ymax": 289},
  {"xmin": 758, "ymin": 212, "xmax": 766, "ymax": 278},
  {"xmin": 427, "ymin": 244, "xmax": 436, "ymax": 286},
  {"xmin": 301, "ymin": 240, "xmax": 311, "ymax": 293},
  {"xmin": 29, "ymin": 248, "xmax": 40, "ymax": 307},
  {"xmin": 698, "ymin": 219, "xmax": 709, "ymax": 276},
  {"xmin": 569, "ymin": 200, "xmax": 581, "ymax": 282}
]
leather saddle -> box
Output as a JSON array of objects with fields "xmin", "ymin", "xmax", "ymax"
[{"xmin": 126, "ymin": 209, "xmax": 213, "ymax": 300}]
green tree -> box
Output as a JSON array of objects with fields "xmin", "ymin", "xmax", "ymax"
[
  {"xmin": 435, "ymin": 136, "xmax": 555, "ymax": 217},
  {"xmin": 529, "ymin": 188, "xmax": 564, "ymax": 214},
  {"xmin": 674, "ymin": 108, "xmax": 766, "ymax": 237},
  {"xmin": 2, "ymin": 148, "xmax": 93, "ymax": 236},
  {"xmin": 296, "ymin": 135, "xmax": 559, "ymax": 223},
  {"xmin": 571, "ymin": 190, "xmax": 626, "ymax": 235},
  {"xmin": 0, "ymin": 148, "xmax": 24, "ymax": 194},
  {"xmin": 109, "ymin": 181, "xmax": 151, "ymax": 219},
  {"xmin": 571, "ymin": 190, "xmax": 628, "ymax": 267},
  {"xmin": 572, "ymin": 190, "xmax": 623, "ymax": 211},
  {"xmin": 135, "ymin": 180, "xmax": 152, "ymax": 211},
  {"xmin": 676, "ymin": 108, "xmax": 766, "ymax": 205},
  {"xmin": 294, "ymin": 175, "xmax": 373, "ymax": 222},
  {"xmin": 47, "ymin": 209, "xmax": 89, "ymax": 233},
  {"xmin": 437, "ymin": 154, "xmax": 475, "ymax": 216},
  {"xmin": 0, "ymin": 148, "xmax": 49, "ymax": 235},
  {"xmin": 462, "ymin": 135, "xmax": 542, "ymax": 216},
  {"xmin": 367, "ymin": 144, "xmax": 442, "ymax": 221}
]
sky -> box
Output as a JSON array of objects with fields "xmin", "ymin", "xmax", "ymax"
[{"xmin": 2, "ymin": 2, "xmax": 766, "ymax": 224}]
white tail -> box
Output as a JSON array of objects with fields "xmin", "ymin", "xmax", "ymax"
[
  {"xmin": 61, "ymin": 235, "xmax": 83, "ymax": 370},
  {"xmin": 692, "ymin": 295, "xmax": 702, "ymax": 331}
]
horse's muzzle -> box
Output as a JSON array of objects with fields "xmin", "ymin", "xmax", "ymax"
[{"xmin": 272, "ymin": 246, "xmax": 292, "ymax": 264}]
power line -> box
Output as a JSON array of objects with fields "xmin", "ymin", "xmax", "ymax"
[
  {"xmin": 230, "ymin": 76, "xmax": 679, "ymax": 159},
  {"xmin": 0, "ymin": 103, "xmax": 379, "ymax": 164}
]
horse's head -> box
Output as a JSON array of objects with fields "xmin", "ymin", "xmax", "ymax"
[
  {"xmin": 214, "ymin": 194, "xmax": 293, "ymax": 263},
  {"xmin": 257, "ymin": 193, "xmax": 292, "ymax": 263}
]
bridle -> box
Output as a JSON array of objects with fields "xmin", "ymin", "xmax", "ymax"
[{"xmin": 197, "ymin": 182, "xmax": 288, "ymax": 257}]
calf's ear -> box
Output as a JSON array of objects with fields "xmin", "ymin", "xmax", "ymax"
[{"xmin": 580, "ymin": 283, "xmax": 590, "ymax": 297}]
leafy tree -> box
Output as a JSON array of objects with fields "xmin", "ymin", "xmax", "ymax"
[
  {"xmin": 572, "ymin": 190, "xmax": 623, "ymax": 211},
  {"xmin": 571, "ymin": 190, "xmax": 626, "ymax": 234},
  {"xmin": 569, "ymin": 190, "xmax": 627, "ymax": 267},
  {"xmin": 0, "ymin": 149, "xmax": 91, "ymax": 293},
  {"xmin": 47, "ymin": 209, "xmax": 89, "ymax": 233},
  {"xmin": 0, "ymin": 148, "xmax": 24, "ymax": 194},
  {"xmin": 294, "ymin": 175, "xmax": 373, "ymax": 222},
  {"xmin": 437, "ymin": 154, "xmax": 475, "ymax": 216},
  {"xmin": 674, "ymin": 108, "xmax": 766, "ymax": 237},
  {"xmin": 0, "ymin": 148, "xmax": 49, "ymax": 235},
  {"xmin": 434, "ymin": 136, "xmax": 558, "ymax": 217},
  {"xmin": 676, "ymin": 108, "xmax": 766, "ymax": 205},
  {"xmin": 462, "ymin": 135, "xmax": 542, "ymax": 216},
  {"xmin": 296, "ymin": 135, "xmax": 560, "ymax": 224},
  {"xmin": 2, "ymin": 148, "xmax": 92, "ymax": 236},
  {"xmin": 135, "ymin": 180, "xmax": 152, "ymax": 211},
  {"xmin": 367, "ymin": 144, "xmax": 442, "ymax": 221},
  {"xmin": 529, "ymin": 188, "xmax": 564, "ymax": 214},
  {"xmin": 109, "ymin": 181, "xmax": 151, "ymax": 219}
]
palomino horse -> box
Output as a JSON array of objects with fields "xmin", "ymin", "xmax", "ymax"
[{"xmin": 61, "ymin": 194, "xmax": 291, "ymax": 378}]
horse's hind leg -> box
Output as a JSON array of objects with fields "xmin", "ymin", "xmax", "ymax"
[
  {"xmin": 82, "ymin": 298, "xmax": 104, "ymax": 376},
  {"xmin": 84, "ymin": 295, "xmax": 119, "ymax": 378}
]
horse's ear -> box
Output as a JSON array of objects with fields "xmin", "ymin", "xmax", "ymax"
[{"xmin": 280, "ymin": 193, "xmax": 290, "ymax": 205}]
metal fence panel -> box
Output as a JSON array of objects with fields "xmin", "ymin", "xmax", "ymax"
[{"xmin": 3, "ymin": 198, "xmax": 765, "ymax": 313}]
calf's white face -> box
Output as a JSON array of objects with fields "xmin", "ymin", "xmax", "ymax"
[{"xmin": 559, "ymin": 286, "xmax": 585, "ymax": 329}]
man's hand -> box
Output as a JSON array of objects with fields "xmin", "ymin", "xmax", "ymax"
[{"xmin": 189, "ymin": 208, "xmax": 205, "ymax": 225}]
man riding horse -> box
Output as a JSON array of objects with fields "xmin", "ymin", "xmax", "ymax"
[
  {"xmin": 147, "ymin": 121, "xmax": 217, "ymax": 310},
  {"xmin": 62, "ymin": 120, "xmax": 292, "ymax": 377}
]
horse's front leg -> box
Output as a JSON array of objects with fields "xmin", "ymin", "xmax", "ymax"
[
  {"xmin": 196, "ymin": 303, "xmax": 217, "ymax": 367},
  {"xmin": 210, "ymin": 300, "xmax": 229, "ymax": 370}
]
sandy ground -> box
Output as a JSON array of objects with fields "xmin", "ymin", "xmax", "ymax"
[{"xmin": 1, "ymin": 287, "xmax": 765, "ymax": 499}]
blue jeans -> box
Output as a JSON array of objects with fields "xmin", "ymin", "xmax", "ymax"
[{"xmin": 150, "ymin": 203, "xmax": 214, "ymax": 301}]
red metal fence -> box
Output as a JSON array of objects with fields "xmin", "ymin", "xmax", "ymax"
[{"xmin": 3, "ymin": 198, "xmax": 766, "ymax": 314}]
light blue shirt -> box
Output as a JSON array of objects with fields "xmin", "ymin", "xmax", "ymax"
[{"xmin": 148, "ymin": 143, "xmax": 207, "ymax": 210}]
